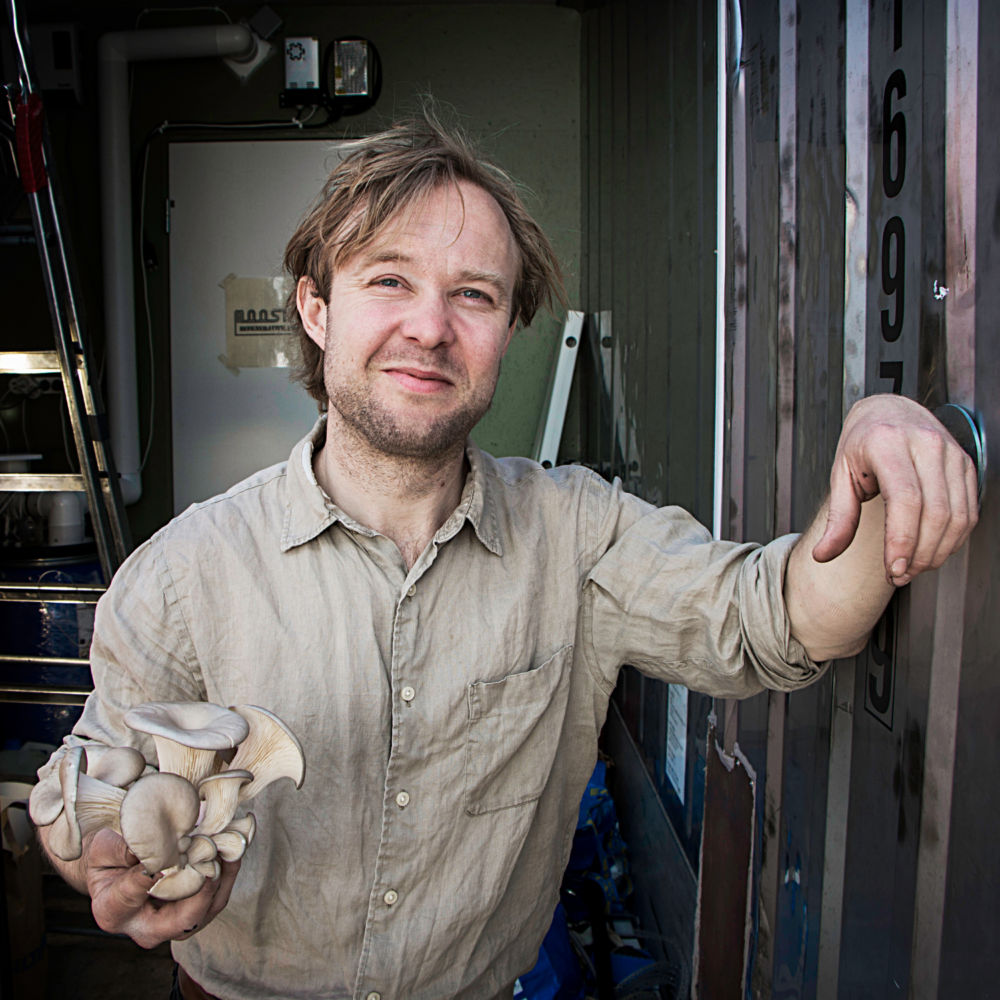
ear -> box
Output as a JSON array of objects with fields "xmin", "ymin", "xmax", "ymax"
[{"xmin": 296, "ymin": 277, "xmax": 328, "ymax": 350}]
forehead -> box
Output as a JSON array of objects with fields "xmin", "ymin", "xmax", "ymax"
[{"xmin": 366, "ymin": 180, "xmax": 518, "ymax": 274}]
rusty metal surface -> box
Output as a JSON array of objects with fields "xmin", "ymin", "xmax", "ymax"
[{"xmin": 694, "ymin": 724, "xmax": 756, "ymax": 998}]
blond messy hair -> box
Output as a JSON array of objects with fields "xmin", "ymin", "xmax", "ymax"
[{"xmin": 284, "ymin": 102, "xmax": 567, "ymax": 405}]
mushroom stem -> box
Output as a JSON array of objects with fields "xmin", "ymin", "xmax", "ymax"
[
  {"xmin": 124, "ymin": 702, "xmax": 249, "ymax": 786},
  {"xmin": 150, "ymin": 737, "xmax": 222, "ymax": 787}
]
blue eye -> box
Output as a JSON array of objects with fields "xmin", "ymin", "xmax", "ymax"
[
  {"xmin": 461, "ymin": 289, "xmax": 483, "ymax": 299},
  {"xmin": 378, "ymin": 278, "xmax": 400, "ymax": 287}
]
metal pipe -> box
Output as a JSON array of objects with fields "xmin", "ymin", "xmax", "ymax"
[
  {"xmin": 0, "ymin": 654, "xmax": 89, "ymax": 667},
  {"xmin": 97, "ymin": 25, "xmax": 253, "ymax": 504},
  {"xmin": 712, "ymin": 0, "xmax": 728, "ymax": 541}
]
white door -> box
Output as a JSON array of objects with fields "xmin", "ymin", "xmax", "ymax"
[{"xmin": 168, "ymin": 140, "xmax": 345, "ymax": 514}]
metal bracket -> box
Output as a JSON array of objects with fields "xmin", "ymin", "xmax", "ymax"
[
  {"xmin": 934, "ymin": 403, "xmax": 986, "ymax": 505},
  {"xmin": 532, "ymin": 311, "xmax": 584, "ymax": 469}
]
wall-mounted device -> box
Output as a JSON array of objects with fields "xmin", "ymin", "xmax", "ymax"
[
  {"xmin": 283, "ymin": 36, "xmax": 320, "ymax": 93},
  {"xmin": 26, "ymin": 24, "xmax": 82, "ymax": 104},
  {"xmin": 279, "ymin": 37, "xmax": 381, "ymax": 118}
]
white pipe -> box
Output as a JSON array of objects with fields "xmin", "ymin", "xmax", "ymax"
[{"xmin": 98, "ymin": 25, "xmax": 253, "ymax": 504}]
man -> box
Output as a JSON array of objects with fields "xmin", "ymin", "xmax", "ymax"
[{"xmin": 36, "ymin": 109, "xmax": 977, "ymax": 1000}]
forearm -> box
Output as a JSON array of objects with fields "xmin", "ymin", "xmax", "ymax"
[
  {"xmin": 785, "ymin": 495, "xmax": 894, "ymax": 661},
  {"xmin": 37, "ymin": 823, "xmax": 91, "ymax": 895}
]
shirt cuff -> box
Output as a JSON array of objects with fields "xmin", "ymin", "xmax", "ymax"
[{"xmin": 738, "ymin": 533, "xmax": 830, "ymax": 691}]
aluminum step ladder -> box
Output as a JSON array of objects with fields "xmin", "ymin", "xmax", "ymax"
[{"xmin": 0, "ymin": 0, "xmax": 132, "ymax": 707}]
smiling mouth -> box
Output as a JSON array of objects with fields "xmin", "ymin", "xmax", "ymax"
[{"xmin": 383, "ymin": 367, "xmax": 455, "ymax": 394}]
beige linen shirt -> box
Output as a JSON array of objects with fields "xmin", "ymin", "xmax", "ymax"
[{"xmin": 48, "ymin": 417, "xmax": 824, "ymax": 1000}]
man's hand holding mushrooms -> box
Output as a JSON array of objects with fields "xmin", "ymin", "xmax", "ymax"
[{"xmin": 31, "ymin": 108, "xmax": 977, "ymax": 1000}]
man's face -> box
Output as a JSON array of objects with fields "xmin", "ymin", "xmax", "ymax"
[{"xmin": 298, "ymin": 180, "xmax": 519, "ymax": 459}]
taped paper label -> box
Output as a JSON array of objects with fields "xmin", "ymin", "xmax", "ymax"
[
  {"xmin": 219, "ymin": 274, "xmax": 295, "ymax": 372},
  {"xmin": 665, "ymin": 683, "xmax": 688, "ymax": 804}
]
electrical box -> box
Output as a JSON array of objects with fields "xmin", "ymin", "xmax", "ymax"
[
  {"xmin": 333, "ymin": 40, "xmax": 369, "ymax": 96},
  {"xmin": 284, "ymin": 37, "xmax": 320, "ymax": 91},
  {"xmin": 27, "ymin": 24, "xmax": 82, "ymax": 104}
]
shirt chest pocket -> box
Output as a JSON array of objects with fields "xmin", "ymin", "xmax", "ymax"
[{"xmin": 465, "ymin": 644, "xmax": 574, "ymax": 816}]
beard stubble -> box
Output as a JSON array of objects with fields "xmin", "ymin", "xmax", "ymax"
[{"xmin": 324, "ymin": 345, "xmax": 501, "ymax": 460}]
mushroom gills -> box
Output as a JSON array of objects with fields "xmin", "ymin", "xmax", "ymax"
[
  {"xmin": 194, "ymin": 769, "xmax": 253, "ymax": 836},
  {"xmin": 74, "ymin": 774, "xmax": 127, "ymax": 837},
  {"xmin": 124, "ymin": 702, "xmax": 249, "ymax": 786},
  {"xmin": 227, "ymin": 706, "xmax": 305, "ymax": 802}
]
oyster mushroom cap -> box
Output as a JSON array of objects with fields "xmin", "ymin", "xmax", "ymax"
[
  {"xmin": 211, "ymin": 827, "xmax": 248, "ymax": 862},
  {"xmin": 119, "ymin": 772, "xmax": 200, "ymax": 875},
  {"xmin": 192, "ymin": 858, "xmax": 221, "ymax": 880},
  {"xmin": 124, "ymin": 702, "xmax": 249, "ymax": 786},
  {"xmin": 185, "ymin": 834, "xmax": 218, "ymax": 866},
  {"xmin": 45, "ymin": 748, "xmax": 87, "ymax": 861},
  {"xmin": 28, "ymin": 773, "xmax": 64, "ymax": 828},
  {"xmin": 228, "ymin": 706, "xmax": 305, "ymax": 802},
  {"xmin": 74, "ymin": 774, "xmax": 127, "ymax": 838},
  {"xmin": 224, "ymin": 812, "xmax": 256, "ymax": 846},
  {"xmin": 88, "ymin": 747, "xmax": 147, "ymax": 789},
  {"xmin": 149, "ymin": 865, "xmax": 206, "ymax": 901},
  {"xmin": 194, "ymin": 770, "xmax": 253, "ymax": 836}
]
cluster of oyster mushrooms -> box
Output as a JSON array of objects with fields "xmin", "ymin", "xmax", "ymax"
[{"xmin": 28, "ymin": 702, "xmax": 305, "ymax": 901}]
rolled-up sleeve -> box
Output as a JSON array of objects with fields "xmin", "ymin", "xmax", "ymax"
[{"xmin": 582, "ymin": 495, "xmax": 828, "ymax": 698}]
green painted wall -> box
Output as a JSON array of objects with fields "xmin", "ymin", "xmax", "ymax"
[{"xmin": 34, "ymin": 3, "xmax": 580, "ymax": 543}]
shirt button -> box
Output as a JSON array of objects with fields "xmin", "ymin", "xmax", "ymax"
[
  {"xmin": 383, "ymin": 889, "xmax": 398, "ymax": 906},
  {"xmin": 366, "ymin": 993, "xmax": 381, "ymax": 1000},
  {"xmin": 407, "ymin": 584, "xmax": 416, "ymax": 598},
  {"xmin": 401, "ymin": 686, "xmax": 415, "ymax": 702},
  {"xmin": 395, "ymin": 791, "xmax": 410, "ymax": 807}
]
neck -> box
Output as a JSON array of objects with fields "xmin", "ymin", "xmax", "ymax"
[{"xmin": 312, "ymin": 407, "xmax": 468, "ymax": 571}]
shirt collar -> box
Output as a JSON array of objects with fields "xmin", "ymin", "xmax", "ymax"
[{"xmin": 281, "ymin": 414, "xmax": 503, "ymax": 557}]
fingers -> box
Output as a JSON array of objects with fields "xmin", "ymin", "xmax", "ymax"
[
  {"xmin": 920, "ymin": 448, "xmax": 975, "ymax": 571},
  {"xmin": 86, "ymin": 826, "xmax": 139, "ymax": 871},
  {"xmin": 880, "ymin": 429, "xmax": 974, "ymax": 586},
  {"xmin": 86, "ymin": 829, "xmax": 241, "ymax": 949},
  {"xmin": 204, "ymin": 859, "xmax": 242, "ymax": 924},
  {"xmin": 135, "ymin": 876, "xmax": 224, "ymax": 946},
  {"xmin": 811, "ymin": 456, "xmax": 866, "ymax": 563}
]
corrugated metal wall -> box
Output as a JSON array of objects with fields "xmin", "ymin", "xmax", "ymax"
[
  {"xmin": 572, "ymin": 0, "xmax": 719, "ymax": 960},
  {"xmin": 577, "ymin": 0, "xmax": 717, "ymax": 520}
]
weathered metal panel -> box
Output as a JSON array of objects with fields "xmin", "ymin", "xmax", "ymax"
[{"xmin": 935, "ymin": 0, "xmax": 1000, "ymax": 993}]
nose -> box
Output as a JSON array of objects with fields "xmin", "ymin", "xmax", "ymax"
[{"xmin": 400, "ymin": 290, "xmax": 456, "ymax": 351}]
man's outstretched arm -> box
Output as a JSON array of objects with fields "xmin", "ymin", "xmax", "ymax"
[{"xmin": 785, "ymin": 394, "xmax": 979, "ymax": 663}]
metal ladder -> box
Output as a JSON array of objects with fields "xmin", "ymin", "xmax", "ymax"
[{"xmin": 0, "ymin": 0, "xmax": 132, "ymax": 707}]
